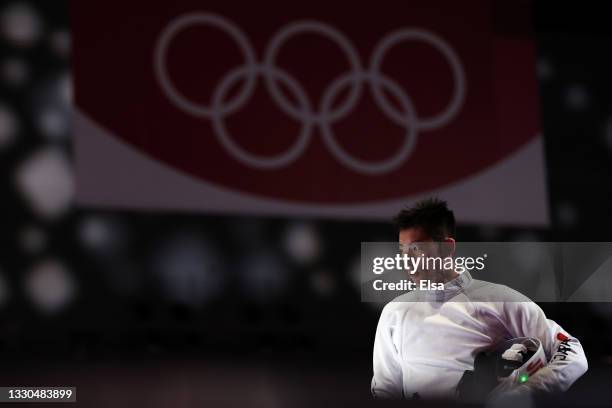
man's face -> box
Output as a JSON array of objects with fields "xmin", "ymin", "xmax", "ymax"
[
  {"xmin": 399, "ymin": 227, "xmax": 453, "ymax": 282},
  {"xmin": 399, "ymin": 227, "xmax": 458, "ymax": 284}
]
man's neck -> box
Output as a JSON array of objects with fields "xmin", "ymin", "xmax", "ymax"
[{"xmin": 417, "ymin": 269, "xmax": 461, "ymax": 285}]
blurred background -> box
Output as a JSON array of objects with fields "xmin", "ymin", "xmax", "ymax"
[{"xmin": 1, "ymin": 1, "xmax": 612, "ymax": 406}]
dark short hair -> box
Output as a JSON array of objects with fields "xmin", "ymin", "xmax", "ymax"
[{"xmin": 393, "ymin": 198, "xmax": 456, "ymax": 240}]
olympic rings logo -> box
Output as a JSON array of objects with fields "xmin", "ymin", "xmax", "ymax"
[{"xmin": 154, "ymin": 13, "xmax": 466, "ymax": 174}]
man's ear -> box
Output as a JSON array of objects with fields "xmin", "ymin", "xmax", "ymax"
[{"xmin": 443, "ymin": 237, "xmax": 456, "ymax": 257}]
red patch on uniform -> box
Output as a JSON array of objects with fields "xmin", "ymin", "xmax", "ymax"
[
  {"xmin": 527, "ymin": 360, "xmax": 545, "ymax": 375},
  {"xmin": 557, "ymin": 332, "xmax": 569, "ymax": 341}
]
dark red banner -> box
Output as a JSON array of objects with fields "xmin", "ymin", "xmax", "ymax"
[{"xmin": 72, "ymin": 0, "xmax": 547, "ymax": 223}]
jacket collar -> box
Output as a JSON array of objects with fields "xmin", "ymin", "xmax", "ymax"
[{"xmin": 416, "ymin": 271, "xmax": 473, "ymax": 302}]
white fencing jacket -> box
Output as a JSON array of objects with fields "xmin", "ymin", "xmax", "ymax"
[{"xmin": 371, "ymin": 272, "xmax": 588, "ymax": 399}]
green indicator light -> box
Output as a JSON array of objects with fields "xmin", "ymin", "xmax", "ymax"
[{"xmin": 519, "ymin": 373, "xmax": 529, "ymax": 383}]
